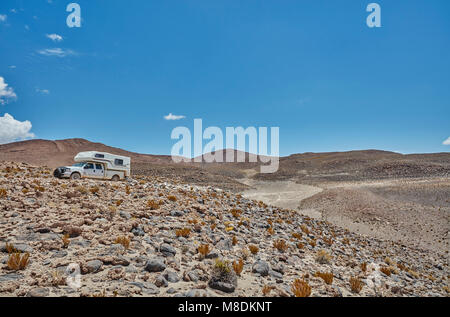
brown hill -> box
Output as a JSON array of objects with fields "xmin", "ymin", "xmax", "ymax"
[
  {"xmin": 1, "ymin": 139, "xmax": 449, "ymax": 184},
  {"xmin": 0, "ymin": 138, "xmax": 171, "ymax": 168}
]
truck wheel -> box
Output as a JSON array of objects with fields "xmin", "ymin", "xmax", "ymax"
[
  {"xmin": 111, "ymin": 175, "xmax": 120, "ymax": 181},
  {"xmin": 70, "ymin": 172, "xmax": 81, "ymax": 180}
]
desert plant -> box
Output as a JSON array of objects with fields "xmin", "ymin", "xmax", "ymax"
[
  {"xmin": 316, "ymin": 249, "xmax": 332, "ymax": 264},
  {"xmin": 232, "ymin": 236, "xmax": 238, "ymax": 246},
  {"xmin": 349, "ymin": 277, "xmax": 363, "ymax": 294},
  {"xmin": 5, "ymin": 243, "xmax": 18, "ymax": 254},
  {"xmin": 292, "ymin": 232, "xmax": 302, "ymax": 240},
  {"xmin": 90, "ymin": 186, "xmax": 100, "ymax": 194},
  {"xmin": 248, "ymin": 244, "xmax": 259, "ymax": 255},
  {"xmin": 7, "ymin": 252, "xmax": 29, "ymax": 271},
  {"xmin": 114, "ymin": 236, "xmax": 130, "ymax": 249},
  {"xmin": 361, "ymin": 262, "xmax": 367, "ymax": 272},
  {"xmin": 0, "ymin": 188, "xmax": 7, "ymax": 198},
  {"xmin": 273, "ymin": 239, "xmax": 288, "ymax": 252},
  {"xmin": 300, "ymin": 225, "xmax": 310, "ymax": 234},
  {"xmin": 62, "ymin": 234, "xmax": 70, "ymax": 248},
  {"xmin": 315, "ymin": 271, "xmax": 334, "ymax": 285},
  {"xmin": 167, "ymin": 195, "xmax": 177, "ymax": 202},
  {"xmin": 232, "ymin": 259, "xmax": 244, "ymax": 276},
  {"xmin": 262, "ymin": 285, "xmax": 275, "ymax": 296},
  {"xmin": 197, "ymin": 244, "xmax": 210, "ymax": 259},
  {"xmin": 175, "ymin": 228, "xmax": 191, "ymax": 238},
  {"xmin": 291, "ymin": 279, "xmax": 311, "ymax": 297},
  {"xmin": 230, "ymin": 208, "xmax": 242, "ymax": 218},
  {"xmin": 147, "ymin": 199, "xmax": 160, "ymax": 210},
  {"xmin": 267, "ymin": 227, "xmax": 274, "ymax": 235},
  {"xmin": 115, "ymin": 199, "xmax": 123, "ymax": 206},
  {"xmin": 380, "ymin": 266, "xmax": 391, "ymax": 276}
]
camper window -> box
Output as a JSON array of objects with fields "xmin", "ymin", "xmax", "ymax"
[
  {"xmin": 95, "ymin": 154, "xmax": 105, "ymax": 158},
  {"xmin": 115, "ymin": 159, "xmax": 124, "ymax": 166}
]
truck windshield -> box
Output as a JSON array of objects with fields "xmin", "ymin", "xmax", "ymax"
[{"xmin": 72, "ymin": 162, "xmax": 86, "ymax": 167}]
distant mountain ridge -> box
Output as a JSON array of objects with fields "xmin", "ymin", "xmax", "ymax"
[{"xmin": 1, "ymin": 138, "xmax": 449, "ymax": 183}]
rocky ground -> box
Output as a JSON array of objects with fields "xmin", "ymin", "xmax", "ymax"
[{"xmin": 0, "ymin": 162, "xmax": 448, "ymax": 297}]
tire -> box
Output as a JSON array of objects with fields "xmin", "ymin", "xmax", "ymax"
[
  {"xmin": 111, "ymin": 175, "xmax": 120, "ymax": 181},
  {"xmin": 70, "ymin": 172, "xmax": 81, "ymax": 180}
]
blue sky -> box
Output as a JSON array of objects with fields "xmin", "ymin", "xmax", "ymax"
[{"xmin": 1, "ymin": 0, "xmax": 449, "ymax": 156}]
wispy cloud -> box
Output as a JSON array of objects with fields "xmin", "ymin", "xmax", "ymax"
[
  {"xmin": 46, "ymin": 33, "xmax": 63, "ymax": 42},
  {"xmin": 164, "ymin": 113, "xmax": 186, "ymax": 121},
  {"xmin": 36, "ymin": 88, "xmax": 50, "ymax": 95},
  {"xmin": 0, "ymin": 14, "xmax": 7, "ymax": 22},
  {"xmin": 0, "ymin": 113, "xmax": 35, "ymax": 144},
  {"xmin": 0, "ymin": 76, "xmax": 17, "ymax": 105},
  {"xmin": 443, "ymin": 137, "xmax": 450, "ymax": 146},
  {"xmin": 37, "ymin": 48, "xmax": 77, "ymax": 57}
]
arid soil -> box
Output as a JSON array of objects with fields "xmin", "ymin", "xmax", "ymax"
[
  {"xmin": 244, "ymin": 178, "xmax": 449, "ymax": 255},
  {"xmin": 0, "ymin": 162, "xmax": 448, "ymax": 297}
]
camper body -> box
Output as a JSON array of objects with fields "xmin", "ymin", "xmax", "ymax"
[{"xmin": 53, "ymin": 151, "xmax": 131, "ymax": 181}]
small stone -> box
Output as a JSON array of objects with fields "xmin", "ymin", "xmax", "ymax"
[
  {"xmin": 252, "ymin": 260, "xmax": 270, "ymax": 276},
  {"xmin": 160, "ymin": 243, "xmax": 176, "ymax": 257},
  {"xmin": 155, "ymin": 275, "xmax": 169, "ymax": 287},
  {"xmin": 27, "ymin": 288, "xmax": 50, "ymax": 297},
  {"xmin": 144, "ymin": 257, "xmax": 166, "ymax": 272},
  {"xmin": 170, "ymin": 210, "xmax": 184, "ymax": 217},
  {"xmin": 85, "ymin": 260, "xmax": 103, "ymax": 274},
  {"xmin": 63, "ymin": 225, "xmax": 82, "ymax": 238},
  {"xmin": 164, "ymin": 271, "xmax": 180, "ymax": 283}
]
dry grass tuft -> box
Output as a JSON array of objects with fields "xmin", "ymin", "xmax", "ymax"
[
  {"xmin": 62, "ymin": 234, "xmax": 70, "ymax": 248},
  {"xmin": 167, "ymin": 195, "xmax": 177, "ymax": 202},
  {"xmin": 316, "ymin": 249, "xmax": 332, "ymax": 264},
  {"xmin": 262, "ymin": 285, "xmax": 275, "ymax": 296},
  {"xmin": 380, "ymin": 266, "xmax": 391, "ymax": 276},
  {"xmin": 147, "ymin": 199, "xmax": 161, "ymax": 210},
  {"xmin": 197, "ymin": 244, "xmax": 210, "ymax": 259},
  {"xmin": 114, "ymin": 236, "xmax": 130, "ymax": 249},
  {"xmin": 232, "ymin": 259, "xmax": 244, "ymax": 276},
  {"xmin": 248, "ymin": 244, "xmax": 259, "ymax": 255},
  {"xmin": 175, "ymin": 228, "xmax": 191, "ymax": 238},
  {"xmin": 0, "ymin": 188, "xmax": 7, "ymax": 198},
  {"xmin": 273, "ymin": 239, "xmax": 288, "ymax": 252},
  {"xmin": 7, "ymin": 253, "xmax": 29, "ymax": 271},
  {"xmin": 349, "ymin": 277, "xmax": 363, "ymax": 294},
  {"xmin": 360, "ymin": 262, "xmax": 367, "ymax": 272},
  {"xmin": 90, "ymin": 186, "xmax": 100, "ymax": 194},
  {"xmin": 315, "ymin": 271, "xmax": 334, "ymax": 285},
  {"xmin": 291, "ymin": 279, "xmax": 311, "ymax": 297}
]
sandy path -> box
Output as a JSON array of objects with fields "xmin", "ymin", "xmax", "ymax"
[{"xmin": 241, "ymin": 179, "xmax": 323, "ymax": 218}]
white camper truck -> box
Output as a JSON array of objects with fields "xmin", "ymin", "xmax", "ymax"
[{"xmin": 53, "ymin": 151, "xmax": 131, "ymax": 181}]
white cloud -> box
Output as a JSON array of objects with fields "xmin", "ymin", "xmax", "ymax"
[
  {"xmin": 37, "ymin": 48, "xmax": 76, "ymax": 57},
  {"xmin": 9, "ymin": 65, "xmax": 16, "ymax": 69},
  {"xmin": 36, "ymin": 88, "xmax": 50, "ymax": 95},
  {"xmin": 0, "ymin": 14, "xmax": 7, "ymax": 22},
  {"xmin": 0, "ymin": 77, "xmax": 17, "ymax": 105},
  {"xmin": 46, "ymin": 33, "xmax": 63, "ymax": 42},
  {"xmin": 443, "ymin": 137, "xmax": 450, "ymax": 146},
  {"xmin": 10, "ymin": 9, "xmax": 17, "ymax": 14},
  {"xmin": 0, "ymin": 113, "xmax": 35, "ymax": 144},
  {"xmin": 164, "ymin": 113, "xmax": 186, "ymax": 120}
]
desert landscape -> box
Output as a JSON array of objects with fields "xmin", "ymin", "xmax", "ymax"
[{"xmin": 0, "ymin": 139, "xmax": 448, "ymax": 297}]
